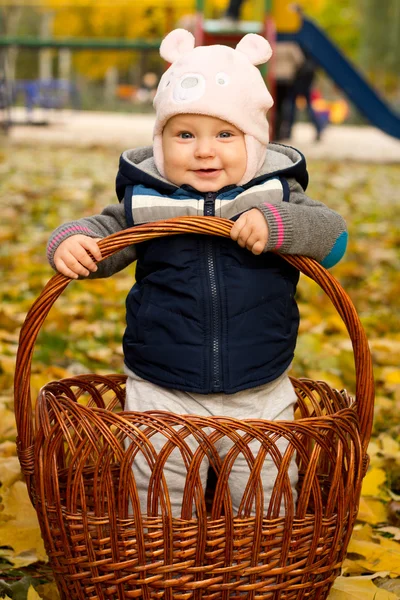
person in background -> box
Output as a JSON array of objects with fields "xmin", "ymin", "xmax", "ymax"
[
  {"xmin": 273, "ymin": 41, "xmax": 305, "ymax": 141},
  {"xmin": 135, "ymin": 72, "xmax": 159, "ymax": 105},
  {"xmin": 224, "ymin": 0, "xmax": 245, "ymax": 22},
  {"xmin": 289, "ymin": 50, "xmax": 324, "ymax": 141}
]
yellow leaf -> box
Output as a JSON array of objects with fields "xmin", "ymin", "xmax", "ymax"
[
  {"xmin": 379, "ymin": 434, "xmax": 400, "ymax": 456},
  {"xmin": 328, "ymin": 576, "xmax": 398, "ymax": 599},
  {"xmin": 28, "ymin": 586, "xmax": 43, "ymax": 600},
  {"xmin": 0, "ymin": 397, "xmax": 17, "ymax": 440},
  {"xmin": 0, "ymin": 481, "xmax": 47, "ymax": 566},
  {"xmin": 347, "ymin": 529, "xmax": 400, "ymax": 576},
  {"xmin": 0, "ymin": 308, "xmax": 21, "ymax": 330},
  {"xmin": 0, "ymin": 329, "xmax": 19, "ymax": 343},
  {"xmin": 381, "ymin": 367, "xmax": 400, "ymax": 386},
  {"xmin": 35, "ymin": 582, "xmax": 61, "ymax": 600},
  {"xmin": 0, "ymin": 456, "xmax": 22, "ymax": 488},
  {"xmin": 324, "ymin": 314, "xmax": 347, "ymax": 335},
  {"xmin": 86, "ymin": 347, "xmax": 114, "ymax": 362},
  {"xmin": 0, "ymin": 441, "xmax": 17, "ymax": 457},
  {"xmin": 30, "ymin": 365, "xmax": 73, "ymax": 403},
  {"xmin": 357, "ymin": 496, "xmax": 388, "ymax": 525},
  {"xmin": 369, "ymin": 338, "xmax": 400, "ymax": 366},
  {"xmin": 367, "ymin": 440, "xmax": 385, "ymax": 468},
  {"xmin": 352, "ymin": 523, "xmax": 375, "ymax": 541},
  {"xmin": 341, "ymin": 557, "xmax": 371, "ymax": 576},
  {"xmin": 0, "ymin": 354, "xmax": 16, "ymax": 374},
  {"xmin": 361, "ymin": 467, "xmax": 387, "ymax": 496}
]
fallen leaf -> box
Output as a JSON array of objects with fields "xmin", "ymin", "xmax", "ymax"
[
  {"xmin": 357, "ymin": 497, "xmax": 388, "ymax": 525},
  {"xmin": 362, "ymin": 467, "xmax": 387, "ymax": 497},
  {"xmin": 347, "ymin": 527, "xmax": 400, "ymax": 576},
  {"xmin": 0, "ymin": 481, "xmax": 47, "ymax": 566},
  {"xmin": 0, "ymin": 456, "xmax": 22, "ymax": 488},
  {"xmin": 28, "ymin": 585, "xmax": 43, "ymax": 600},
  {"xmin": 379, "ymin": 434, "xmax": 400, "ymax": 457},
  {"xmin": 35, "ymin": 582, "xmax": 61, "ymax": 600},
  {"xmin": 0, "ymin": 440, "xmax": 17, "ymax": 457},
  {"xmin": 328, "ymin": 575, "xmax": 398, "ymax": 599}
]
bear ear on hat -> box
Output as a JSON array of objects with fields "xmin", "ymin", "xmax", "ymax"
[
  {"xmin": 236, "ymin": 33, "xmax": 272, "ymax": 66},
  {"xmin": 160, "ymin": 29, "xmax": 195, "ymax": 63}
]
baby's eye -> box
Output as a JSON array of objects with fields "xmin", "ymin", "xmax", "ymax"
[
  {"xmin": 218, "ymin": 131, "xmax": 233, "ymax": 138},
  {"xmin": 178, "ymin": 132, "xmax": 194, "ymax": 139}
]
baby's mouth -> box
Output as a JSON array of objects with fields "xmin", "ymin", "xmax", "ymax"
[{"xmin": 194, "ymin": 168, "xmax": 221, "ymax": 176}]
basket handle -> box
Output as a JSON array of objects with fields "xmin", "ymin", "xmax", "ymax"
[{"xmin": 14, "ymin": 216, "xmax": 374, "ymax": 461}]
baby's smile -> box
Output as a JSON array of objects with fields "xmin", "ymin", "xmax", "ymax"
[{"xmin": 193, "ymin": 168, "xmax": 222, "ymax": 177}]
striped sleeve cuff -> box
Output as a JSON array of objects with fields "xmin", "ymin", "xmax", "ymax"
[
  {"xmin": 46, "ymin": 225, "xmax": 97, "ymax": 270},
  {"xmin": 258, "ymin": 203, "xmax": 293, "ymax": 252}
]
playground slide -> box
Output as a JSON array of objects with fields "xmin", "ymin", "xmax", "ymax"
[{"xmin": 280, "ymin": 18, "xmax": 400, "ymax": 140}]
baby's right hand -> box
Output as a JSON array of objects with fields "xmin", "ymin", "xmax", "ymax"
[{"xmin": 53, "ymin": 235, "xmax": 102, "ymax": 279}]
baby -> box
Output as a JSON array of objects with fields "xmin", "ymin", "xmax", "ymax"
[{"xmin": 47, "ymin": 30, "xmax": 348, "ymax": 517}]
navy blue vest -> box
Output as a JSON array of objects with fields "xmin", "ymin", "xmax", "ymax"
[{"xmin": 123, "ymin": 188, "xmax": 300, "ymax": 393}]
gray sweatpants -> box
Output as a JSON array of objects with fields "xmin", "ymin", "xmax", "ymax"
[{"xmin": 124, "ymin": 367, "xmax": 298, "ymax": 518}]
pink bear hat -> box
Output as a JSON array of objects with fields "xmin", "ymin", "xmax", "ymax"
[{"xmin": 153, "ymin": 29, "xmax": 274, "ymax": 186}]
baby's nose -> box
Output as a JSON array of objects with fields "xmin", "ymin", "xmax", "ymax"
[{"xmin": 195, "ymin": 139, "xmax": 216, "ymax": 157}]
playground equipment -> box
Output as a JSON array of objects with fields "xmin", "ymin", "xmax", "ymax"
[
  {"xmin": 193, "ymin": 0, "xmax": 400, "ymax": 140},
  {"xmin": 15, "ymin": 79, "xmax": 79, "ymax": 116},
  {"xmin": 1, "ymin": 0, "xmax": 399, "ymax": 138},
  {"xmin": 15, "ymin": 217, "xmax": 374, "ymax": 600},
  {"xmin": 282, "ymin": 16, "xmax": 400, "ymax": 140},
  {"xmin": 0, "ymin": 49, "xmax": 12, "ymax": 131}
]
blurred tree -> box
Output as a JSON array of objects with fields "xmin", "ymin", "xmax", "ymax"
[
  {"xmin": 3, "ymin": 0, "xmax": 399, "ymax": 101},
  {"xmin": 299, "ymin": 0, "xmax": 361, "ymax": 62},
  {"xmin": 42, "ymin": 0, "xmax": 193, "ymax": 81},
  {"xmin": 359, "ymin": 0, "xmax": 400, "ymax": 94},
  {"xmin": 0, "ymin": 6, "xmax": 23, "ymax": 80},
  {"xmin": 298, "ymin": 0, "xmax": 399, "ymax": 100}
]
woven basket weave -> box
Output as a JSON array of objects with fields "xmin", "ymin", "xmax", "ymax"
[{"xmin": 14, "ymin": 216, "xmax": 374, "ymax": 600}]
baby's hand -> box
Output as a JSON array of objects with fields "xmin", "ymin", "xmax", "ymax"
[
  {"xmin": 230, "ymin": 208, "xmax": 269, "ymax": 255},
  {"xmin": 54, "ymin": 235, "xmax": 102, "ymax": 279}
]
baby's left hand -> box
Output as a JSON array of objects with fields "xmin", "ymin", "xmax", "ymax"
[{"xmin": 230, "ymin": 208, "xmax": 269, "ymax": 255}]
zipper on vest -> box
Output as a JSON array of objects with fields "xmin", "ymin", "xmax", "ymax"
[{"xmin": 204, "ymin": 192, "xmax": 221, "ymax": 392}]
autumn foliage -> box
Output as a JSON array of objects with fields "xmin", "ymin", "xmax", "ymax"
[{"xmin": 0, "ymin": 146, "xmax": 400, "ymax": 598}]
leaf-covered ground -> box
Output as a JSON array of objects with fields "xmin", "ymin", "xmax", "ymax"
[{"xmin": 0, "ymin": 144, "xmax": 400, "ymax": 599}]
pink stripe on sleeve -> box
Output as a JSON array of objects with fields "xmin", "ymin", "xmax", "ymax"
[
  {"xmin": 264, "ymin": 203, "xmax": 284, "ymax": 249},
  {"xmin": 47, "ymin": 226, "xmax": 94, "ymax": 255}
]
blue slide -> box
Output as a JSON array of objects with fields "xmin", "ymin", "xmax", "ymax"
[{"xmin": 279, "ymin": 17, "xmax": 400, "ymax": 140}]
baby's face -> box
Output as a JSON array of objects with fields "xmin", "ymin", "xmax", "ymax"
[{"xmin": 162, "ymin": 114, "xmax": 247, "ymax": 192}]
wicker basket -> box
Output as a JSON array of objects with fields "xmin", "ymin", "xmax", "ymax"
[{"xmin": 14, "ymin": 216, "xmax": 374, "ymax": 600}]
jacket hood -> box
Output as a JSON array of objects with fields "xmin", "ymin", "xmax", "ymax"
[{"xmin": 116, "ymin": 143, "xmax": 308, "ymax": 201}]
